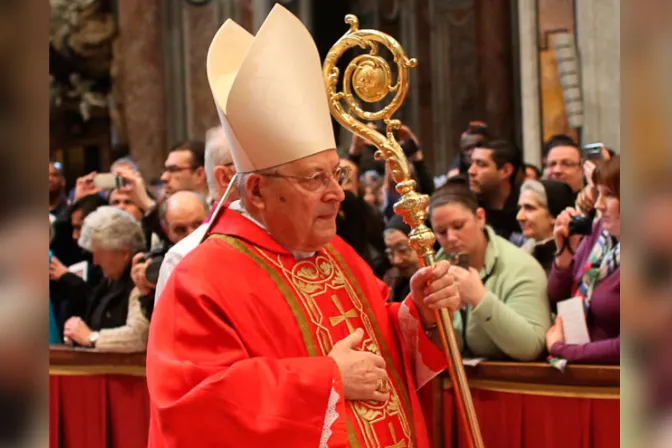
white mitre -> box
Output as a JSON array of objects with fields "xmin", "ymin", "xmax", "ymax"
[{"xmin": 206, "ymin": 4, "xmax": 336, "ymax": 174}]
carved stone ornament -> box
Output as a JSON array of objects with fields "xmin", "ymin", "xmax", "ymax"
[{"xmin": 50, "ymin": 0, "xmax": 116, "ymax": 122}]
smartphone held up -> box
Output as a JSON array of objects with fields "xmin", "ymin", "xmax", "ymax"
[
  {"xmin": 93, "ymin": 173, "xmax": 128, "ymax": 190},
  {"xmin": 582, "ymin": 143, "xmax": 605, "ymax": 162}
]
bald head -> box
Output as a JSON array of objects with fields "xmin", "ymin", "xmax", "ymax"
[
  {"xmin": 162, "ymin": 191, "xmax": 209, "ymax": 243},
  {"xmin": 205, "ymin": 126, "xmax": 238, "ymax": 202}
]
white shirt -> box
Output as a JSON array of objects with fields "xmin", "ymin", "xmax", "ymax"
[{"xmin": 155, "ymin": 224, "xmax": 208, "ymax": 301}]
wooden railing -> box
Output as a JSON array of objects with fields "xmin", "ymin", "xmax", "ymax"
[
  {"xmin": 460, "ymin": 361, "xmax": 619, "ymax": 388},
  {"xmin": 49, "ymin": 345, "xmax": 147, "ymax": 376},
  {"xmin": 49, "ymin": 346, "xmax": 620, "ymax": 388}
]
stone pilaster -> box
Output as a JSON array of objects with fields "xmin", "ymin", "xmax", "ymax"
[
  {"xmin": 575, "ymin": 0, "xmax": 620, "ymax": 151},
  {"xmin": 517, "ymin": 0, "xmax": 542, "ymax": 166},
  {"xmin": 181, "ymin": 1, "xmax": 227, "ymax": 140},
  {"xmin": 117, "ymin": 0, "xmax": 167, "ymax": 181}
]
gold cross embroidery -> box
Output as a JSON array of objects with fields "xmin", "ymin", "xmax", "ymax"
[
  {"xmin": 329, "ymin": 295, "xmax": 358, "ymax": 334},
  {"xmin": 385, "ymin": 422, "xmax": 407, "ymax": 448}
]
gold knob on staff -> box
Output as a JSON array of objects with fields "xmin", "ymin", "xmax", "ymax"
[{"xmin": 323, "ymin": 14, "xmax": 484, "ymax": 448}]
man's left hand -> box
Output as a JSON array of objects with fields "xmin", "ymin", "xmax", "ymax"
[
  {"xmin": 63, "ymin": 317, "xmax": 94, "ymax": 347},
  {"xmin": 410, "ymin": 260, "xmax": 461, "ymax": 326}
]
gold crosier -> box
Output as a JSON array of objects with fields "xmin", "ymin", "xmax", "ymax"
[{"xmin": 323, "ymin": 14, "xmax": 484, "ymax": 448}]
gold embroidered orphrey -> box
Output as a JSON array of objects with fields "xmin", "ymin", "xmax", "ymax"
[
  {"xmin": 211, "ymin": 232, "xmax": 416, "ymax": 448},
  {"xmin": 253, "ymin": 244, "xmax": 415, "ymax": 448}
]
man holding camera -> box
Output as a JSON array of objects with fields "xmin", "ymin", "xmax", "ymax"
[{"xmin": 130, "ymin": 191, "xmax": 209, "ymax": 317}]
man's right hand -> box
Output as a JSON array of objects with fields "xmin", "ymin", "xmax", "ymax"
[
  {"xmin": 328, "ymin": 328, "xmax": 389, "ymax": 402},
  {"xmin": 553, "ymin": 207, "xmax": 583, "ymax": 269},
  {"xmin": 113, "ymin": 167, "xmax": 156, "ymax": 212},
  {"xmin": 73, "ymin": 172, "xmax": 102, "ymax": 203},
  {"xmin": 348, "ymin": 122, "xmax": 377, "ymax": 157},
  {"xmin": 131, "ymin": 252, "xmax": 156, "ymax": 296}
]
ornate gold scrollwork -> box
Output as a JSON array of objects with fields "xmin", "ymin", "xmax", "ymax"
[
  {"xmin": 322, "ymin": 14, "xmax": 436, "ymax": 262},
  {"xmin": 323, "ymin": 14, "xmax": 484, "ymax": 447}
]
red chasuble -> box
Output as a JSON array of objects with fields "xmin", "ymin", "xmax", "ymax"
[{"xmin": 147, "ymin": 206, "xmax": 446, "ymax": 447}]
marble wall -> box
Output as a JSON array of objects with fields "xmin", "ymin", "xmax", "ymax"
[
  {"xmin": 181, "ymin": 2, "xmax": 224, "ymax": 141},
  {"xmin": 119, "ymin": 0, "xmax": 525, "ymax": 178},
  {"xmin": 517, "ymin": 0, "xmax": 542, "ymax": 166},
  {"xmin": 537, "ymin": 0, "xmax": 578, "ymax": 143},
  {"xmin": 163, "ymin": 0, "xmax": 313, "ymax": 150},
  {"xmin": 163, "ymin": 0, "xmax": 248, "ymax": 150},
  {"xmin": 116, "ymin": 0, "xmax": 257, "ymax": 180},
  {"xmin": 117, "ymin": 0, "xmax": 167, "ymax": 182},
  {"xmin": 575, "ymin": 0, "xmax": 620, "ymax": 152},
  {"xmin": 425, "ymin": 0, "xmax": 516, "ymax": 174},
  {"xmin": 518, "ymin": 0, "xmax": 621, "ymax": 165}
]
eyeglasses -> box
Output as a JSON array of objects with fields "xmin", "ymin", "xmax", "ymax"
[
  {"xmin": 546, "ymin": 160, "xmax": 581, "ymax": 169},
  {"xmin": 164, "ymin": 165, "xmax": 195, "ymax": 174},
  {"xmin": 261, "ymin": 165, "xmax": 352, "ymax": 192},
  {"xmin": 385, "ymin": 245, "xmax": 413, "ymax": 259}
]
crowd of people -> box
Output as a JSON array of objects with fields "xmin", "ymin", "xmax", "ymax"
[
  {"xmin": 48, "ymin": 135, "xmax": 229, "ymax": 351},
  {"xmin": 344, "ymin": 122, "xmax": 620, "ymax": 365},
  {"xmin": 48, "ymin": 119, "xmax": 620, "ymax": 366}
]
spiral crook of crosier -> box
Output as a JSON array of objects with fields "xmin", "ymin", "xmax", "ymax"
[{"xmin": 323, "ymin": 14, "xmax": 418, "ymax": 184}]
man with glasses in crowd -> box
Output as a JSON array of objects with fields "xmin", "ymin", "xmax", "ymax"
[
  {"xmin": 382, "ymin": 215, "xmax": 422, "ymax": 303},
  {"xmin": 543, "ymin": 134, "xmax": 584, "ymax": 197},
  {"xmin": 160, "ymin": 140, "xmax": 209, "ymax": 199}
]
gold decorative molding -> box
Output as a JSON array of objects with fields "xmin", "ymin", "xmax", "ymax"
[
  {"xmin": 49, "ymin": 365, "xmax": 146, "ymax": 377},
  {"xmin": 444, "ymin": 378, "xmax": 620, "ymax": 400}
]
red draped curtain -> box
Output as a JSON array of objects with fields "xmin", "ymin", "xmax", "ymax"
[
  {"xmin": 50, "ymin": 374, "xmax": 618, "ymax": 447},
  {"xmin": 419, "ymin": 381, "xmax": 619, "ymax": 448},
  {"xmin": 50, "ymin": 375, "xmax": 150, "ymax": 448}
]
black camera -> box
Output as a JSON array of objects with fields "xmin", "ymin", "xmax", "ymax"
[
  {"xmin": 568, "ymin": 210, "xmax": 595, "ymax": 236},
  {"xmin": 139, "ymin": 244, "xmax": 167, "ymax": 286},
  {"xmin": 145, "ymin": 257, "xmax": 164, "ymax": 285}
]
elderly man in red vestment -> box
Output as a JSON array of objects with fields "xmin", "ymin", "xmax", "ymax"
[{"xmin": 147, "ymin": 5, "xmax": 460, "ymax": 447}]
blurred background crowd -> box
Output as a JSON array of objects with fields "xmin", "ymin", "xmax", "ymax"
[{"xmin": 49, "ymin": 121, "xmax": 623, "ymax": 365}]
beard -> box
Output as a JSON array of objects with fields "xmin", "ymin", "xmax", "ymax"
[{"xmin": 473, "ymin": 178, "xmax": 500, "ymax": 199}]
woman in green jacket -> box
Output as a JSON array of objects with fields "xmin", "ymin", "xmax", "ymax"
[{"xmin": 429, "ymin": 181, "xmax": 551, "ymax": 361}]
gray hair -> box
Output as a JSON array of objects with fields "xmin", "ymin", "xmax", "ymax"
[
  {"xmin": 204, "ymin": 126, "xmax": 233, "ymax": 195},
  {"xmin": 78, "ymin": 206, "xmax": 146, "ymax": 253},
  {"xmin": 111, "ymin": 156, "xmax": 139, "ymax": 173},
  {"xmin": 236, "ymin": 165, "xmax": 280, "ymax": 207},
  {"xmin": 520, "ymin": 180, "xmax": 548, "ymax": 210}
]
